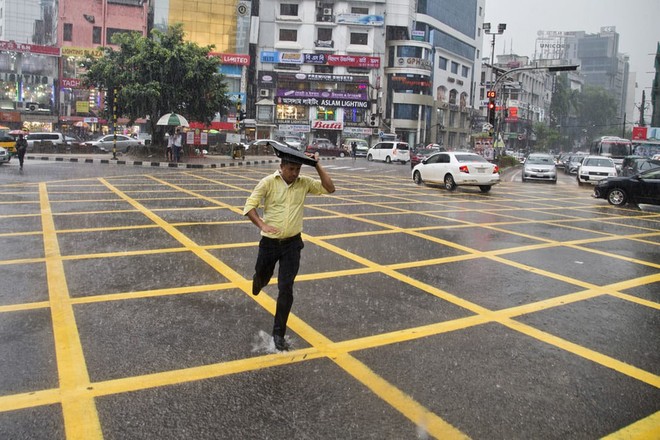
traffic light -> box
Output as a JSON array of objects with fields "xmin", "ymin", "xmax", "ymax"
[
  {"xmin": 487, "ymin": 97, "xmax": 496, "ymax": 126},
  {"xmin": 239, "ymin": 111, "xmax": 246, "ymax": 121},
  {"xmin": 370, "ymin": 113, "xmax": 377, "ymax": 126}
]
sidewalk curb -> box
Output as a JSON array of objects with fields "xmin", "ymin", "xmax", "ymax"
[{"xmin": 24, "ymin": 155, "xmax": 336, "ymax": 169}]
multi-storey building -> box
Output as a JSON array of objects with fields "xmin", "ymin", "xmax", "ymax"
[
  {"xmin": 576, "ymin": 27, "xmax": 629, "ymax": 122},
  {"xmin": 252, "ymin": 0, "xmax": 484, "ymax": 148},
  {"xmin": 415, "ymin": 0, "xmax": 485, "ymax": 148},
  {"xmin": 0, "ymin": 0, "xmax": 59, "ymax": 131},
  {"xmin": 251, "ymin": 1, "xmax": 386, "ymax": 146},
  {"xmin": 154, "ymin": 0, "xmax": 249, "ymax": 132},
  {"xmin": 57, "ymin": 0, "xmax": 149, "ymax": 129}
]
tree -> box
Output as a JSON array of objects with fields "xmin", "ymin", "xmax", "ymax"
[
  {"xmin": 532, "ymin": 122, "xmax": 561, "ymax": 152},
  {"xmin": 576, "ymin": 85, "xmax": 618, "ymax": 142},
  {"xmin": 81, "ymin": 24, "xmax": 231, "ymax": 146},
  {"xmin": 549, "ymin": 74, "xmax": 580, "ymax": 151}
]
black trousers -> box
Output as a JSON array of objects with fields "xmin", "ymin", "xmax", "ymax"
[
  {"xmin": 17, "ymin": 151, "xmax": 26, "ymax": 167},
  {"xmin": 253, "ymin": 234, "xmax": 303, "ymax": 337}
]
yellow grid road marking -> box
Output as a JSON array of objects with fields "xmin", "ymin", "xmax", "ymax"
[{"xmin": 39, "ymin": 183, "xmax": 103, "ymax": 440}]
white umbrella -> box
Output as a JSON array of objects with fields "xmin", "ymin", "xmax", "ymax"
[{"xmin": 156, "ymin": 112, "xmax": 189, "ymax": 127}]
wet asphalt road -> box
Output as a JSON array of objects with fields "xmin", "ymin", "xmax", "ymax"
[{"xmin": 0, "ymin": 155, "xmax": 658, "ymax": 439}]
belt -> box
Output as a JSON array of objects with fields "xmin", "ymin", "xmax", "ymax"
[{"xmin": 262, "ymin": 233, "xmax": 301, "ymax": 244}]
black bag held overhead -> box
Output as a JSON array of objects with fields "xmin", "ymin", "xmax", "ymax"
[{"xmin": 271, "ymin": 143, "xmax": 318, "ymax": 167}]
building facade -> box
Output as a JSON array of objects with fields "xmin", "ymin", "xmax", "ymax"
[
  {"xmin": 0, "ymin": 0, "xmax": 59, "ymax": 130},
  {"xmin": 58, "ymin": 0, "xmax": 149, "ymax": 130}
]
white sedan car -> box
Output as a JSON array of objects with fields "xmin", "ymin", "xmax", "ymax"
[
  {"xmin": 0, "ymin": 146, "xmax": 10, "ymax": 164},
  {"xmin": 84, "ymin": 134, "xmax": 144, "ymax": 153},
  {"xmin": 577, "ymin": 156, "xmax": 617, "ymax": 186},
  {"xmin": 412, "ymin": 151, "xmax": 500, "ymax": 192}
]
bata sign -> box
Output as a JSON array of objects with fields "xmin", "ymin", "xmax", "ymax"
[{"xmin": 311, "ymin": 120, "xmax": 344, "ymax": 130}]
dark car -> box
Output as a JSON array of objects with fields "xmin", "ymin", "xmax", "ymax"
[
  {"xmin": 619, "ymin": 156, "xmax": 660, "ymax": 177},
  {"xmin": 306, "ymin": 138, "xmax": 347, "ymax": 157},
  {"xmin": 564, "ymin": 154, "xmax": 585, "ymax": 174},
  {"xmin": 593, "ymin": 167, "xmax": 660, "ymax": 206},
  {"xmin": 410, "ymin": 147, "xmax": 444, "ymax": 168}
]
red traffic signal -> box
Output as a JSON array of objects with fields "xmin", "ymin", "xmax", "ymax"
[
  {"xmin": 486, "ymin": 90, "xmax": 496, "ymax": 99},
  {"xmin": 487, "ymin": 99, "xmax": 495, "ymax": 110}
]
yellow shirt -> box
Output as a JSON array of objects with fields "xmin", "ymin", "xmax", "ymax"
[{"xmin": 243, "ymin": 170, "xmax": 329, "ymax": 239}]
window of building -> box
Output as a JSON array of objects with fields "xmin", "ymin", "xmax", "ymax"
[
  {"xmin": 449, "ymin": 89, "xmax": 457, "ymax": 105},
  {"xmin": 315, "ymin": 65, "xmax": 334, "ymax": 74},
  {"xmin": 106, "ymin": 28, "xmax": 134, "ymax": 44},
  {"xmin": 438, "ymin": 57, "xmax": 447, "ymax": 70},
  {"xmin": 350, "ymin": 33, "xmax": 368, "ymax": 45},
  {"xmin": 63, "ymin": 23, "xmax": 73, "ymax": 42},
  {"xmin": 346, "ymin": 67, "xmax": 370, "ymax": 75},
  {"xmin": 316, "ymin": 106, "xmax": 337, "ymax": 120},
  {"xmin": 451, "ymin": 62, "xmax": 459, "ymax": 74},
  {"xmin": 461, "ymin": 66, "xmax": 469, "ymax": 78},
  {"xmin": 351, "ymin": 7, "xmax": 369, "ymax": 14},
  {"xmin": 92, "ymin": 27, "xmax": 101, "ymax": 44},
  {"xmin": 279, "ymin": 29, "xmax": 297, "ymax": 42},
  {"xmin": 318, "ymin": 28, "xmax": 332, "ymax": 40},
  {"xmin": 343, "ymin": 108, "xmax": 365, "ymax": 124},
  {"xmin": 280, "ymin": 4, "xmax": 299, "ymax": 17}
]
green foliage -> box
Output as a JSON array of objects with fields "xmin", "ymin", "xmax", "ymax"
[
  {"xmin": 576, "ymin": 85, "xmax": 618, "ymax": 140},
  {"xmin": 498, "ymin": 155, "xmax": 519, "ymax": 169},
  {"xmin": 532, "ymin": 122, "xmax": 561, "ymax": 152},
  {"xmin": 81, "ymin": 24, "xmax": 231, "ymax": 145}
]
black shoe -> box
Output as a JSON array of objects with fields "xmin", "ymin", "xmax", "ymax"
[
  {"xmin": 273, "ymin": 335, "xmax": 290, "ymax": 351},
  {"xmin": 252, "ymin": 276, "xmax": 261, "ymax": 296}
]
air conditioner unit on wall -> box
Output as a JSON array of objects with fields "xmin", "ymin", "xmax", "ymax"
[
  {"xmin": 259, "ymin": 89, "xmax": 270, "ymax": 97},
  {"xmin": 323, "ymin": 8, "xmax": 332, "ymax": 15}
]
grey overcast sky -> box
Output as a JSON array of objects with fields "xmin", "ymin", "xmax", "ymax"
[{"xmin": 483, "ymin": 0, "xmax": 660, "ymax": 116}]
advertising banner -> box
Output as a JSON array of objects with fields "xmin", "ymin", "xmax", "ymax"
[
  {"xmin": 276, "ymin": 89, "xmax": 367, "ymax": 100},
  {"xmin": 326, "ymin": 55, "xmax": 380, "ymax": 69},
  {"xmin": 276, "ymin": 96, "xmax": 369, "ymax": 108}
]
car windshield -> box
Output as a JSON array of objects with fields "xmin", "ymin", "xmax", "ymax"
[
  {"xmin": 526, "ymin": 156, "xmax": 553, "ymax": 164},
  {"xmin": 415, "ymin": 148, "xmax": 437, "ymax": 155},
  {"xmin": 456, "ymin": 154, "xmax": 487, "ymax": 163},
  {"xmin": 584, "ymin": 158, "xmax": 614, "ymax": 167}
]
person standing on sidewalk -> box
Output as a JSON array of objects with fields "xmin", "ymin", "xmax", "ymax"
[
  {"xmin": 243, "ymin": 148, "xmax": 335, "ymax": 351},
  {"xmin": 173, "ymin": 128, "xmax": 183, "ymax": 162},
  {"xmin": 15, "ymin": 133, "xmax": 28, "ymax": 170}
]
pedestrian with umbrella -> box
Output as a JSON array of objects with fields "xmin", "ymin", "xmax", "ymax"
[{"xmin": 157, "ymin": 113, "xmax": 189, "ymax": 163}]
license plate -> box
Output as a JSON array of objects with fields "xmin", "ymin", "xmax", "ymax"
[{"xmin": 477, "ymin": 168, "xmax": 485, "ymax": 173}]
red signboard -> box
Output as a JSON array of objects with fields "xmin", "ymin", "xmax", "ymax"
[
  {"xmin": 209, "ymin": 53, "xmax": 251, "ymax": 66},
  {"xmin": 632, "ymin": 126, "xmax": 647, "ymax": 140},
  {"xmin": 0, "ymin": 40, "xmax": 60, "ymax": 56},
  {"xmin": 326, "ymin": 55, "xmax": 380, "ymax": 69}
]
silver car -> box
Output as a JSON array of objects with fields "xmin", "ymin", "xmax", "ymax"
[{"xmin": 522, "ymin": 153, "xmax": 557, "ymax": 183}]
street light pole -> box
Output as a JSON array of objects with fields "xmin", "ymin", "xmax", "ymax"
[{"xmin": 483, "ymin": 23, "xmax": 506, "ymax": 138}]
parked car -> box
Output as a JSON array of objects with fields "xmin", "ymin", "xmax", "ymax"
[
  {"xmin": 366, "ymin": 141, "xmax": 410, "ymax": 164},
  {"xmin": 521, "ymin": 153, "xmax": 557, "ymax": 183},
  {"xmin": 410, "ymin": 146, "xmax": 444, "ymax": 169},
  {"xmin": 577, "ymin": 156, "xmax": 617, "ymax": 186},
  {"xmin": 0, "ymin": 146, "xmax": 10, "ymax": 164},
  {"xmin": 306, "ymin": 138, "xmax": 347, "ymax": 157},
  {"xmin": 412, "ymin": 151, "xmax": 500, "ymax": 192},
  {"xmin": 593, "ymin": 167, "xmax": 660, "ymax": 206},
  {"xmin": 84, "ymin": 134, "xmax": 144, "ymax": 153},
  {"xmin": 26, "ymin": 132, "xmax": 70, "ymax": 148},
  {"xmin": 619, "ymin": 156, "xmax": 660, "ymax": 177},
  {"xmin": 341, "ymin": 138, "xmax": 369, "ymax": 157}
]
